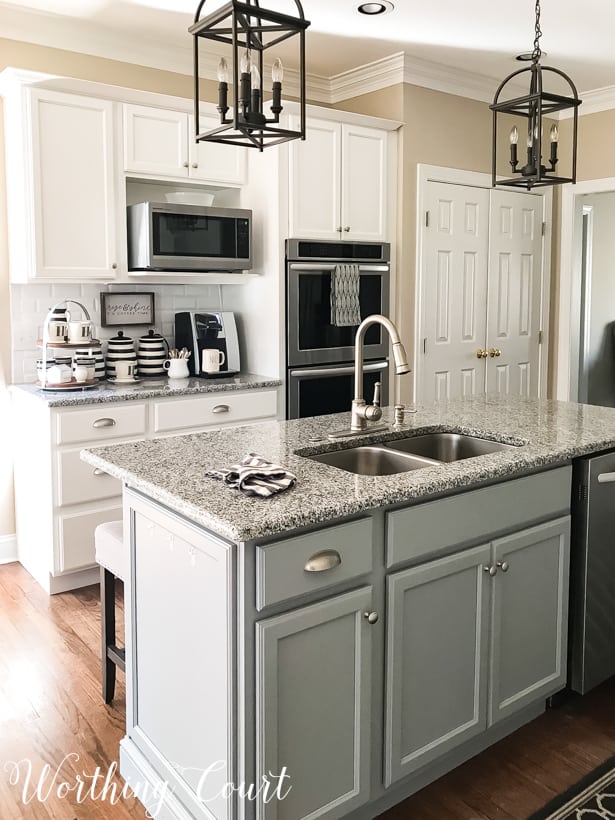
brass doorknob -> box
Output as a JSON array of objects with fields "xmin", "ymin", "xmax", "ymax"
[
  {"xmin": 489, "ymin": 348, "xmax": 501, "ymax": 358},
  {"xmin": 476, "ymin": 349, "xmax": 489, "ymax": 359}
]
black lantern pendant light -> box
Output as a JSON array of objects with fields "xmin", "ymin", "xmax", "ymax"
[
  {"xmin": 490, "ymin": 0, "xmax": 581, "ymax": 189},
  {"xmin": 190, "ymin": 0, "xmax": 310, "ymax": 151}
]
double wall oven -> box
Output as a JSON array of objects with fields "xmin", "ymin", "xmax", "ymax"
[{"xmin": 286, "ymin": 238, "xmax": 391, "ymax": 419}]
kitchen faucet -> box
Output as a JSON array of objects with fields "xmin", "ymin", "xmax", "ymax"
[{"xmin": 329, "ymin": 315, "xmax": 411, "ymax": 438}]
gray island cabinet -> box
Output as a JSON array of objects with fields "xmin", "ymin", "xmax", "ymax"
[{"xmin": 81, "ymin": 396, "xmax": 615, "ymax": 820}]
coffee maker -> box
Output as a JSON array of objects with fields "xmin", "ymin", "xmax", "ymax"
[{"xmin": 174, "ymin": 311, "xmax": 241, "ymax": 377}]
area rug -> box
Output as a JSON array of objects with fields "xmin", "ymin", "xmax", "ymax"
[{"xmin": 528, "ymin": 753, "xmax": 615, "ymax": 819}]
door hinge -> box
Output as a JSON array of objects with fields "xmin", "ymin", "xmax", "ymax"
[
  {"xmin": 423, "ymin": 338, "xmax": 427, "ymax": 354},
  {"xmin": 541, "ymin": 221, "xmax": 547, "ymax": 236},
  {"xmin": 538, "ymin": 330, "xmax": 543, "ymax": 345},
  {"xmin": 425, "ymin": 211, "xmax": 430, "ymax": 228}
]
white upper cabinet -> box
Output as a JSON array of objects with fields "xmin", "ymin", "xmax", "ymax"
[
  {"xmin": 8, "ymin": 89, "xmax": 119, "ymax": 281},
  {"xmin": 288, "ymin": 115, "xmax": 390, "ymax": 241},
  {"xmin": 123, "ymin": 103, "xmax": 247, "ymax": 185}
]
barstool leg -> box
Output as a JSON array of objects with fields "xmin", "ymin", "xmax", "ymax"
[{"xmin": 101, "ymin": 566, "xmax": 117, "ymax": 704}]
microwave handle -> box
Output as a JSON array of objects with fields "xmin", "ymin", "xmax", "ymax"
[
  {"xmin": 288, "ymin": 263, "xmax": 389, "ymax": 273},
  {"xmin": 290, "ymin": 361, "xmax": 387, "ymax": 378}
]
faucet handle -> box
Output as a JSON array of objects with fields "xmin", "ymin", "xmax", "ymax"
[{"xmin": 372, "ymin": 381, "xmax": 381, "ymax": 408}]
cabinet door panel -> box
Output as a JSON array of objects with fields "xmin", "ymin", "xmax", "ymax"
[
  {"xmin": 189, "ymin": 114, "xmax": 247, "ymax": 184},
  {"xmin": 288, "ymin": 116, "xmax": 341, "ymax": 239},
  {"xmin": 384, "ymin": 544, "xmax": 491, "ymax": 786},
  {"xmin": 30, "ymin": 90, "xmax": 117, "ymax": 278},
  {"xmin": 489, "ymin": 517, "xmax": 570, "ymax": 725},
  {"xmin": 123, "ymin": 103, "xmax": 188, "ymax": 177},
  {"xmin": 341, "ymin": 124, "xmax": 387, "ymax": 241},
  {"xmin": 256, "ymin": 587, "xmax": 372, "ymax": 820}
]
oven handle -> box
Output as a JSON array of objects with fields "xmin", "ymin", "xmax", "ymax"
[
  {"xmin": 288, "ymin": 263, "xmax": 389, "ymax": 273},
  {"xmin": 290, "ymin": 361, "xmax": 387, "ymax": 378}
]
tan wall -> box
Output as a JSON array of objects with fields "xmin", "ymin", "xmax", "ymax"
[
  {"xmin": 0, "ymin": 38, "xmax": 221, "ymax": 539},
  {"xmin": 337, "ymin": 83, "xmax": 495, "ymax": 403}
]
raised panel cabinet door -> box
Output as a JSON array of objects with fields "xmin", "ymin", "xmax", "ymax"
[
  {"xmin": 30, "ymin": 89, "xmax": 118, "ymax": 279},
  {"xmin": 486, "ymin": 189, "xmax": 543, "ymax": 397},
  {"xmin": 341, "ymin": 123, "xmax": 388, "ymax": 241},
  {"xmin": 384, "ymin": 544, "xmax": 491, "ymax": 786},
  {"xmin": 123, "ymin": 103, "xmax": 189, "ymax": 177},
  {"xmin": 489, "ymin": 517, "xmax": 571, "ymax": 726},
  {"xmin": 288, "ymin": 116, "xmax": 341, "ymax": 239},
  {"xmin": 188, "ymin": 114, "xmax": 247, "ymax": 184},
  {"xmin": 256, "ymin": 586, "xmax": 373, "ymax": 820},
  {"xmin": 420, "ymin": 181, "xmax": 490, "ymax": 402}
]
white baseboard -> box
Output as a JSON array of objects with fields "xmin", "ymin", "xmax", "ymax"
[{"xmin": 0, "ymin": 533, "xmax": 17, "ymax": 564}]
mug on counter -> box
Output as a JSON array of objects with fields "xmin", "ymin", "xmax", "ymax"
[
  {"xmin": 201, "ymin": 348, "xmax": 225, "ymax": 373},
  {"xmin": 114, "ymin": 361, "xmax": 138, "ymax": 382},
  {"xmin": 68, "ymin": 320, "xmax": 92, "ymax": 344}
]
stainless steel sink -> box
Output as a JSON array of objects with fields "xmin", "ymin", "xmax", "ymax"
[
  {"xmin": 384, "ymin": 432, "xmax": 519, "ymax": 462},
  {"xmin": 307, "ymin": 445, "xmax": 441, "ymax": 476}
]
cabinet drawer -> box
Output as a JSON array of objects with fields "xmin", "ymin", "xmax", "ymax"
[
  {"xmin": 54, "ymin": 403, "xmax": 147, "ymax": 445},
  {"xmin": 56, "ymin": 449, "xmax": 121, "ymax": 507},
  {"xmin": 387, "ymin": 466, "xmax": 572, "ymax": 569},
  {"xmin": 152, "ymin": 390, "xmax": 277, "ymax": 433},
  {"xmin": 256, "ymin": 518, "xmax": 373, "ymax": 610},
  {"xmin": 57, "ymin": 503, "xmax": 122, "ymax": 574}
]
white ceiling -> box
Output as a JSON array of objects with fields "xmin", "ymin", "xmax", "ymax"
[{"xmin": 0, "ymin": 0, "xmax": 613, "ymax": 94}]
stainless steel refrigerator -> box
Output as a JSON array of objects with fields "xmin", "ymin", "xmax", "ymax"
[{"xmin": 569, "ymin": 450, "xmax": 615, "ymax": 693}]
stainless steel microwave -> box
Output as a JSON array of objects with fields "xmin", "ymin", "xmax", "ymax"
[{"xmin": 127, "ymin": 202, "xmax": 252, "ymax": 272}]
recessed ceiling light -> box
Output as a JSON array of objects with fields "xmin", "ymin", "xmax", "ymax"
[{"xmin": 357, "ymin": 1, "xmax": 394, "ymax": 15}]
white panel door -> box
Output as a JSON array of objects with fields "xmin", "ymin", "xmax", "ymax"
[
  {"xmin": 123, "ymin": 103, "xmax": 188, "ymax": 177},
  {"xmin": 188, "ymin": 113, "xmax": 247, "ymax": 184},
  {"xmin": 288, "ymin": 116, "xmax": 341, "ymax": 239},
  {"xmin": 421, "ymin": 181, "xmax": 490, "ymax": 402},
  {"xmin": 341, "ymin": 123, "xmax": 388, "ymax": 241},
  {"xmin": 486, "ymin": 190, "xmax": 543, "ymax": 397}
]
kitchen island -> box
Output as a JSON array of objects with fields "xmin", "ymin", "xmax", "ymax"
[{"xmin": 81, "ymin": 395, "xmax": 615, "ymax": 820}]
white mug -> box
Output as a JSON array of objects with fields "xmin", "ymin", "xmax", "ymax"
[
  {"xmin": 164, "ymin": 359, "xmax": 190, "ymax": 379},
  {"xmin": 48, "ymin": 320, "xmax": 68, "ymax": 341},
  {"xmin": 201, "ymin": 348, "xmax": 225, "ymax": 373},
  {"xmin": 114, "ymin": 361, "xmax": 137, "ymax": 381},
  {"xmin": 73, "ymin": 364, "xmax": 89, "ymax": 382},
  {"xmin": 68, "ymin": 320, "xmax": 92, "ymax": 344}
]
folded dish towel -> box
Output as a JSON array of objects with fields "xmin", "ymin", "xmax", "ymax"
[
  {"xmin": 330, "ymin": 263, "xmax": 361, "ymax": 327},
  {"xmin": 206, "ymin": 452, "xmax": 297, "ymax": 498}
]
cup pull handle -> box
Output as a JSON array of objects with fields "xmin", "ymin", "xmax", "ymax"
[
  {"xmin": 92, "ymin": 418, "xmax": 116, "ymax": 428},
  {"xmin": 212, "ymin": 404, "xmax": 230, "ymax": 414},
  {"xmin": 93, "ymin": 468, "xmax": 108, "ymax": 476},
  {"xmin": 304, "ymin": 549, "xmax": 342, "ymax": 573}
]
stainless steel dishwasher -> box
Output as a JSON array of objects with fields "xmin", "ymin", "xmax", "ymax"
[{"xmin": 569, "ymin": 450, "xmax": 615, "ymax": 694}]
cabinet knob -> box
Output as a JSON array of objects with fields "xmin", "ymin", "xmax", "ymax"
[
  {"xmin": 111, "ymin": 262, "xmax": 118, "ymax": 270},
  {"xmin": 483, "ymin": 565, "xmax": 498, "ymax": 576},
  {"xmin": 343, "ymin": 226, "xmax": 351, "ymax": 232},
  {"xmin": 304, "ymin": 549, "xmax": 342, "ymax": 573},
  {"xmin": 93, "ymin": 468, "xmax": 108, "ymax": 476},
  {"xmin": 496, "ymin": 561, "xmax": 509, "ymax": 572},
  {"xmin": 476, "ymin": 349, "xmax": 489, "ymax": 359},
  {"xmin": 92, "ymin": 418, "xmax": 116, "ymax": 428},
  {"xmin": 192, "ymin": 163, "xmax": 198, "ymax": 169},
  {"xmin": 364, "ymin": 611, "xmax": 379, "ymax": 625},
  {"xmin": 183, "ymin": 161, "xmax": 189, "ymax": 168},
  {"xmin": 337, "ymin": 226, "xmax": 343, "ymax": 233},
  {"xmin": 489, "ymin": 348, "xmax": 502, "ymax": 358}
]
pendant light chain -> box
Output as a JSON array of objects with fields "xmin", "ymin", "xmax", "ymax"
[{"xmin": 532, "ymin": 0, "xmax": 542, "ymax": 63}]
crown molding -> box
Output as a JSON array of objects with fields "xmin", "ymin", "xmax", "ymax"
[{"xmin": 558, "ymin": 85, "xmax": 615, "ymax": 119}]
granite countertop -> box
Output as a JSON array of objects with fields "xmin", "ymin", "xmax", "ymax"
[
  {"xmin": 10, "ymin": 373, "xmax": 281, "ymax": 407},
  {"xmin": 81, "ymin": 395, "xmax": 615, "ymax": 543}
]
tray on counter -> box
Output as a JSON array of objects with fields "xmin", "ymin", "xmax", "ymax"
[
  {"xmin": 37, "ymin": 339, "xmax": 101, "ymax": 349},
  {"xmin": 36, "ymin": 378, "xmax": 99, "ymax": 391}
]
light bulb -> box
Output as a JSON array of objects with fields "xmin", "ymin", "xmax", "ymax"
[
  {"xmin": 550, "ymin": 124, "xmax": 559, "ymax": 142},
  {"xmin": 240, "ymin": 51, "xmax": 251, "ymax": 75},
  {"xmin": 272, "ymin": 58, "xmax": 283, "ymax": 84},
  {"xmin": 217, "ymin": 57, "xmax": 229, "ymax": 84},
  {"xmin": 509, "ymin": 126, "xmax": 519, "ymax": 145},
  {"xmin": 526, "ymin": 133, "xmax": 533, "ymax": 148},
  {"xmin": 250, "ymin": 64, "xmax": 261, "ymax": 90}
]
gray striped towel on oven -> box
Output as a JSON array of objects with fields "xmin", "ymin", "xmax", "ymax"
[
  {"xmin": 330, "ymin": 263, "xmax": 361, "ymax": 327},
  {"xmin": 206, "ymin": 452, "xmax": 297, "ymax": 498}
]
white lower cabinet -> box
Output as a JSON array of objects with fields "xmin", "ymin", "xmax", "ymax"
[
  {"xmin": 11, "ymin": 387, "xmax": 277, "ymax": 593},
  {"xmin": 384, "ymin": 516, "xmax": 570, "ymax": 787},
  {"xmin": 255, "ymin": 587, "xmax": 373, "ymax": 820}
]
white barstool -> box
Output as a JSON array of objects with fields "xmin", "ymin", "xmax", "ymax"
[{"xmin": 94, "ymin": 521, "xmax": 127, "ymax": 704}]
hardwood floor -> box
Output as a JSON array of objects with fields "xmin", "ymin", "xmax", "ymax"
[{"xmin": 1, "ymin": 561, "xmax": 615, "ymax": 820}]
